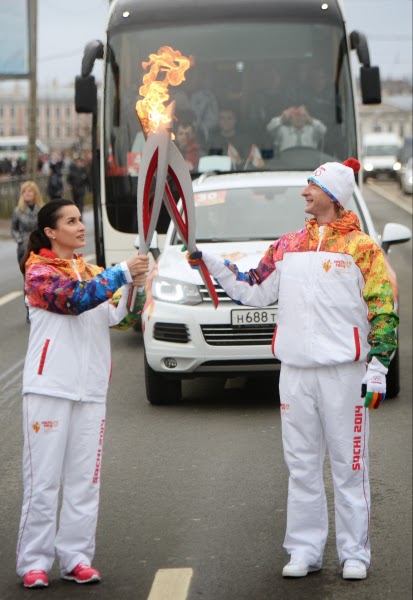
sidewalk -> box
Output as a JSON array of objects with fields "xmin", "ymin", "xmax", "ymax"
[{"xmin": 0, "ymin": 218, "xmax": 11, "ymax": 240}]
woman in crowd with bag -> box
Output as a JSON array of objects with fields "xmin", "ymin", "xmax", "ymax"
[{"xmin": 11, "ymin": 180, "xmax": 45, "ymax": 265}]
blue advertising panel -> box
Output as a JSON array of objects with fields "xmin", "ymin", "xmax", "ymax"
[{"xmin": 0, "ymin": 0, "xmax": 30, "ymax": 77}]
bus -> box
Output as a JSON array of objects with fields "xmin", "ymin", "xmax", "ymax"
[
  {"xmin": 75, "ymin": 0, "xmax": 381, "ymax": 267},
  {"xmin": 0, "ymin": 136, "xmax": 49, "ymax": 161}
]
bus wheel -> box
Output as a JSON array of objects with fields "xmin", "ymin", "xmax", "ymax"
[{"xmin": 144, "ymin": 353, "xmax": 182, "ymax": 405}]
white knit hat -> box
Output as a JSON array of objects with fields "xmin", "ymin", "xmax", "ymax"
[{"xmin": 308, "ymin": 158, "xmax": 360, "ymax": 208}]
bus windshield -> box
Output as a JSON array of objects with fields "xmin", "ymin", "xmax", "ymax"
[{"xmin": 103, "ymin": 20, "xmax": 357, "ymax": 233}]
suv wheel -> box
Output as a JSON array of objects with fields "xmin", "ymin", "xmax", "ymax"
[{"xmin": 144, "ymin": 353, "xmax": 182, "ymax": 405}]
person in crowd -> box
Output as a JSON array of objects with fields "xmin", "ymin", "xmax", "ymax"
[
  {"xmin": 208, "ymin": 106, "xmax": 250, "ymax": 168},
  {"xmin": 174, "ymin": 120, "xmax": 201, "ymax": 172},
  {"xmin": 266, "ymin": 105, "xmax": 327, "ymax": 153},
  {"xmin": 11, "ymin": 181, "xmax": 45, "ymax": 265},
  {"xmin": 67, "ymin": 157, "xmax": 90, "ymax": 216},
  {"xmin": 187, "ymin": 159, "xmax": 398, "ymax": 581},
  {"xmin": 11, "ymin": 181, "xmax": 45, "ymax": 323},
  {"xmin": 47, "ymin": 163, "xmax": 63, "ymax": 200},
  {"xmin": 16, "ymin": 199, "xmax": 149, "ymax": 589}
]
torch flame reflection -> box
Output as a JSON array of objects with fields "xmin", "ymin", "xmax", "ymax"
[{"xmin": 136, "ymin": 45, "xmax": 191, "ymax": 136}]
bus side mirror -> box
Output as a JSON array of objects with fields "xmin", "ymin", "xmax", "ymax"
[
  {"xmin": 350, "ymin": 30, "xmax": 381, "ymax": 105},
  {"xmin": 75, "ymin": 75, "xmax": 97, "ymax": 114},
  {"xmin": 359, "ymin": 66, "xmax": 381, "ymax": 104}
]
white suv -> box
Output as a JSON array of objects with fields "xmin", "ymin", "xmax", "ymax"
[{"xmin": 141, "ymin": 171, "xmax": 410, "ymax": 404}]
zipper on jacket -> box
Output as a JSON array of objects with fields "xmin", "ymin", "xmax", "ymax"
[
  {"xmin": 72, "ymin": 259, "xmax": 82, "ymax": 281},
  {"xmin": 316, "ymin": 225, "xmax": 325, "ymax": 252}
]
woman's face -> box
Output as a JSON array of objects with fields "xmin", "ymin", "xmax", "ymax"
[
  {"xmin": 46, "ymin": 205, "xmax": 86, "ymax": 258},
  {"xmin": 23, "ymin": 186, "xmax": 36, "ymax": 205}
]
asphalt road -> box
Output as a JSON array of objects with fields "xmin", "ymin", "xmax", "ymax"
[{"xmin": 0, "ymin": 182, "xmax": 411, "ymax": 600}]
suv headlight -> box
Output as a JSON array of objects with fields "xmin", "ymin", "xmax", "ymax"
[{"xmin": 152, "ymin": 275, "xmax": 202, "ymax": 305}]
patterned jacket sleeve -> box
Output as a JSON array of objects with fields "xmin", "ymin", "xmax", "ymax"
[
  {"xmin": 108, "ymin": 286, "xmax": 146, "ymax": 330},
  {"xmin": 201, "ymin": 243, "xmax": 281, "ymax": 307},
  {"xmin": 354, "ymin": 241, "xmax": 399, "ymax": 368},
  {"xmin": 25, "ymin": 263, "xmax": 129, "ymax": 315}
]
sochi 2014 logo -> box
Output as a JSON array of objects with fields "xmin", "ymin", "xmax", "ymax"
[{"xmin": 322, "ymin": 259, "xmax": 332, "ymax": 272}]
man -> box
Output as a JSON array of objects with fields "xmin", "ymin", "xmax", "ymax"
[
  {"xmin": 266, "ymin": 105, "xmax": 327, "ymax": 153},
  {"xmin": 187, "ymin": 158, "xmax": 398, "ymax": 580},
  {"xmin": 175, "ymin": 121, "xmax": 201, "ymax": 172},
  {"xmin": 67, "ymin": 158, "xmax": 90, "ymax": 216},
  {"xmin": 208, "ymin": 106, "xmax": 249, "ymax": 168}
]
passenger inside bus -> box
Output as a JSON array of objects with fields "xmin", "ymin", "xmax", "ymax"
[
  {"xmin": 174, "ymin": 119, "xmax": 201, "ymax": 172},
  {"xmin": 266, "ymin": 105, "xmax": 327, "ymax": 154},
  {"xmin": 207, "ymin": 105, "xmax": 250, "ymax": 168}
]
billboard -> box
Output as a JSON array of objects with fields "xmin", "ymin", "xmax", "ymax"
[{"xmin": 0, "ymin": 0, "xmax": 30, "ymax": 77}]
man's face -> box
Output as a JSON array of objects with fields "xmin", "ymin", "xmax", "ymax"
[
  {"xmin": 301, "ymin": 181, "xmax": 334, "ymax": 218},
  {"xmin": 176, "ymin": 125, "xmax": 193, "ymax": 148}
]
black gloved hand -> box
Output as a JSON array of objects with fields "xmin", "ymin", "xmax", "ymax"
[{"xmin": 186, "ymin": 250, "xmax": 203, "ymax": 269}]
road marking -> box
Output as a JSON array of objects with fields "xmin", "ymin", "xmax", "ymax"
[
  {"xmin": 0, "ymin": 290, "xmax": 23, "ymax": 307},
  {"xmin": 0, "ymin": 358, "xmax": 25, "ymax": 384},
  {"xmin": 0, "ymin": 358, "xmax": 24, "ymax": 407},
  {"xmin": 147, "ymin": 568, "xmax": 193, "ymax": 600},
  {"xmin": 368, "ymin": 182, "xmax": 413, "ymax": 215}
]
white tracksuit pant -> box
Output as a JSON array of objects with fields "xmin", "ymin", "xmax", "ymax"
[
  {"xmin": 279, "ymin": 362, "xmax": 370, "ymax": 568},
  {"xmin": 16, "ymin": 393, "xmax": 106, "ymax": 577}
]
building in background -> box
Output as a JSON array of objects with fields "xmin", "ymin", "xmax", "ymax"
[
  {"xmin": 0, "ymin": 80, "xmax": 98, "ymax": 154},
  {"xmin": 357, "ymin": 79, "xmax": 412, "ymax": 140}
]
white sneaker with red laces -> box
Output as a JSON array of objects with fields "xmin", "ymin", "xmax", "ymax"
[
  {"xmin": 23, "ymin": 570, "xmax": 49, "ymax": 588},
  {"xmin": 63, "ymin": 563, "xmax": 101, "ymax": 584}
]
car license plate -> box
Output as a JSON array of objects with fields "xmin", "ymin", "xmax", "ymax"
[{"xmin": 231, "ymin": 308, "xmax": 277, "ymax": 327}]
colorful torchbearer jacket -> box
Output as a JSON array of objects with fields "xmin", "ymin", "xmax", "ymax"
[
  {"xmin": 202, "ymin": 211, "xmax": 398, "ymax": 369},
  {"xmin": 23, "ymin": 249, "xmax": 145, "ymax": 403}
]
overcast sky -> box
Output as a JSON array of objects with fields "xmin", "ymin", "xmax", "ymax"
[{"xmin": 36, "ymin": 0, "xmax": 412, "ymax": 85}]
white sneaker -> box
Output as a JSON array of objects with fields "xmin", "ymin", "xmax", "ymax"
[
  {"xmin": 282, "ymin": 561, "xmax": 320, "ymax": 577},
  {"xmin": 342, "ymin": 559, "xmax": 367, "ymax": 580}
]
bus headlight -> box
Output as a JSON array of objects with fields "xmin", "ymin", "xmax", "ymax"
[
  {"xmin": 152, "ymin": 276, "xmax": 202, "ymax": 305},
  {"xmin": 393, "ymin": 161, "xmax": 402, "ymax": 171},
  {"xmin": 363, "ymin": 162, "xmax": 374, "ymax": 172}
]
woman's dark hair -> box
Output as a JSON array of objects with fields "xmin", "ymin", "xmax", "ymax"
[{"xmin": 20, "ymin": 199, "xmax": 75, "ymax": 273}]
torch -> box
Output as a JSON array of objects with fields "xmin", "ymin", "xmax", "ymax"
[{"xmin": 130, "ymin": 46, "xmax": 219, "ymax": 308}]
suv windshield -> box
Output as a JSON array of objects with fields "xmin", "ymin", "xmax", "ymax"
[{"xmin": 171, "ymin": 185, "xmax": 363, "ymax": 243}]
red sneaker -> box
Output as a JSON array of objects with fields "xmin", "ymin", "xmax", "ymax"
[
  {"xmin": 23, "ymin": 570, "xmax": 49, "ymax": 588},
  {"xmin": 63, "ymin": 563, "xmax": 101, "ymax": 584}
]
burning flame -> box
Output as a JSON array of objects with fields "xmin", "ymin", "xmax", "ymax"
[{"xmin": 136, "ymin": 46, "xmax": 191, "ymax": 136}]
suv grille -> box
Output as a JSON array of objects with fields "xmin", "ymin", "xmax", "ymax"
[
  {"xmin": 153, "ymin": 322, "xmax": 190, "ymax": 344},
  {"xmin": 201, "ymin": 323, "xmax": 275, "ymax": 346},
  {"xmin": 199, "ymin": 282, "xmax": 232, "ymax": 302}
]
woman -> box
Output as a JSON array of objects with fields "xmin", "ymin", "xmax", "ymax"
[
  {"xmin": 11, "ymin": 181, "xmax": 45, "ymax": 265},
  {"xmin": 16, "ymin": 199, "xmax": 149, "ymax": 589}
]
